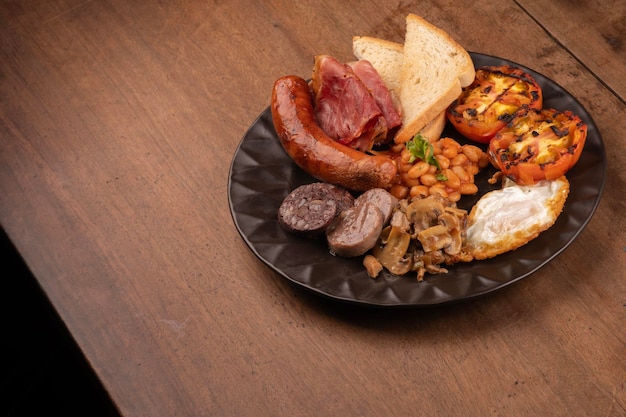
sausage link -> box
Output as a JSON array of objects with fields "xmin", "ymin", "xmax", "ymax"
[{"xmin": 271, "ymin": 76, "xmax": 397, "ymax": 192}]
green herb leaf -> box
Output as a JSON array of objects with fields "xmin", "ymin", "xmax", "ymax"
[
  {"xmin": 406, "ymin": 134, "xmax": 441, "ymax": 169},
  {"xmin": 435, "ymin": 173, "xmax": 448, "ymax": 181}
]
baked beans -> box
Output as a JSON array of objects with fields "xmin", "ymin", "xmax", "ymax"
[{"xmin": 391, "ymin": 137, "xmax": 489, "ymax": 202}]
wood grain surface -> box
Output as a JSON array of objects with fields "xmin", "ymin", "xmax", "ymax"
[{"xmin": 1, "ymin": 0, "xmax": 624, "ymax": 416}]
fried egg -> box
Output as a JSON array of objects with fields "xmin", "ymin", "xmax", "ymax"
[{"xmin": 464, "ymin": 176, "xmax": 570, "ymax": 260}]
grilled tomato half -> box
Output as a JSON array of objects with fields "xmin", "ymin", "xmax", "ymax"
[
  {"xmin": 488, "ymin": 107, "xmax": 587, "ymax": 185},
  {"xmin": 447, "ymin": 65, "xmax": 543, "ymax": 144}
]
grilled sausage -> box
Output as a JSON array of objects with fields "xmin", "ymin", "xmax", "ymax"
[{"xmin": 271, "ymin": 75, "xmax": 398, "ymax": 192}]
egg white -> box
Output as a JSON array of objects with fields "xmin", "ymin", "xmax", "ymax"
[{"xmin": 464, "ymin": 176, "xmax": 570, "ymax": 260}]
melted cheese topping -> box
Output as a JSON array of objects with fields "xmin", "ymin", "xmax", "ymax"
[{"xmin": 465, "ymin": 176, "xmax": 570, "ymax": 260}]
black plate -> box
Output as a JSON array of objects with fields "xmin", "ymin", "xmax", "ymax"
[{"xmin": 228, "ymin": 53, "xmax": 606, "ymax": 307}]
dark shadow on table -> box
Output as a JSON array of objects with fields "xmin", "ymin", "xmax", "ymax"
[{"xmin": 0, "ymin": 227, "xmax": 122, "ymax": 417}]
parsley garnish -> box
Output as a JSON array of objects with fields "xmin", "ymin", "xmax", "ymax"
[
  {"xmin": 406, "ymin": 134, "xmax": 448, "ymax": 181},
  {"xmin": 406, "ymin": 134, "xmax": 440, "ymax": 168}
]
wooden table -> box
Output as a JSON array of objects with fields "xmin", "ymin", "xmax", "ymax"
[{"xmin": 1, "ymin": 1, "xmax": 625, "ymax": 416}]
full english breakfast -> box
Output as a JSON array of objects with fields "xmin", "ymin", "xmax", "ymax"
[{"xmin": 271, "ymin": 13, "xmax": 587, "ymax": 281}]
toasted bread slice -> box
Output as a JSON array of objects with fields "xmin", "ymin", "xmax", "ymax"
[
  {"xmin": 395, "ymin": 13, "xmax": 475, "ymax": 143},
  {"xmin": 402, "ymin": 14, "xmax": 475, "ymax": 88}
]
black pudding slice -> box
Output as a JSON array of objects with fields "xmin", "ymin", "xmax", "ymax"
[{"xmin": 278, "ymin": 183, "xmax": 354, "ymax": 236}]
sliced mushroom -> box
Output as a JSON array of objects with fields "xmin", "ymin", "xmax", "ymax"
[
  {"xmin": 406, "ymin": 197, "xmax": 445, "ymax": 234},
  {"xmin": 363, "ymin": 254, "xmax": 383, "ymax": 278},
  {"xmin": 368, "ymin": 192, "xmax": 472, "ymax": 279},
  {"xmin": 413, "ymin": 249, "xmax": 448, "ymax": 281},
  {"xmin": 417, "ymin": 224, "xmax": 452, "ymax": 252},
  {"xmin": 444, "ymin": 228, "xmax": 463, "ymax": 255},
  {"xmin": 420, "ymin": 249, "xmax": 446, "ymax": 267},
  {"xmin": 437, "ymin": 212, "xmax": 461, "ymax": 230},
  {"xmin": 371, "ymin": 225, "xmax": 412, "ymax": 275},
  {"xmin": 444, "ymin": 206, "xmax": 468, "ymax": 228},
  {"xmin": 444, "ymin": 206, "xmax": 467, "ymax": 218}
]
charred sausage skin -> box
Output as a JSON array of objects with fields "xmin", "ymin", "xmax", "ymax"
[{"xmin": 271, "ymin": 75, "xmax": 398, "ymax": 192}]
